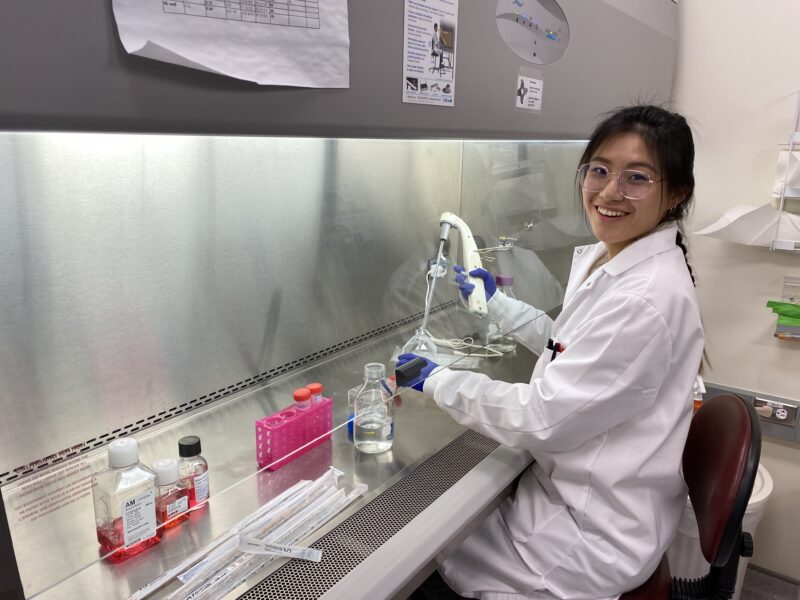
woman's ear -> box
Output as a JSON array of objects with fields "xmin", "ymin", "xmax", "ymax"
[
  {"xmin": 662, "ymin": 197, "xmax": 681, "ymax": 217},
  {"xmin": 668, "ymin": 191, "xmax": 686, "ymax": 213}
]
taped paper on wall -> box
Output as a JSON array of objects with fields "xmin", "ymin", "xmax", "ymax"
[
  {"xmin": 402, "ymin": 0, "xmax": 459, "ymax": 107},
  {"xmin": 694, "ymin": 203, "xmax": 800, "ymax": 247},
  {"xmin": 112, "ymin": 0, "xmax": 350, "ymax": 87},
  {"xmin": 516, "ymin": 75, "xmax": 543, "ymax": 111}
]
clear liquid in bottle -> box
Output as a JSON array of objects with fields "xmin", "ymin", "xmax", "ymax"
[{"xmin": 354, "ymin": 363, "xmax": 394, "ymax": 454}]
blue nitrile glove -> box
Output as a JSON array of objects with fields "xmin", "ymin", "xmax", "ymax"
[
  {"xmin": 396, "ymin": 353, "xmax": 439, "ymax": 392},
  {"xmin": 453, "ymin": 265, "xmax": 496, "ymax": 300}
]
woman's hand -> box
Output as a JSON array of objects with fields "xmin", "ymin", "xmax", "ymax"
[
  {"xmin": 396, "ymin": 353, "xmax": 439, "ymax": 392},
  {"xmin": 454, "ymin": 265, "xmax": 496, "ymax": 300}
]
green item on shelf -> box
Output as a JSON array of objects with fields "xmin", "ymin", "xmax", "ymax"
[{"xmin": 766, "ymin": 300, "xmax": 800, "ymax": 319}]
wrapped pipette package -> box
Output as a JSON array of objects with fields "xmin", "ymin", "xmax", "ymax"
[{"xmin": 131, "ymin": 467, "xmax": 367, "ymax": 600}]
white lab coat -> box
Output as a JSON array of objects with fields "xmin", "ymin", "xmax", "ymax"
[{"xmin": 424, "ymin": 223, "xmax": 704, "ymax": 599}]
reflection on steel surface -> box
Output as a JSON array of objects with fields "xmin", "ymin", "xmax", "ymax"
[{"xmin": 0, "ymin": 133, "xmax": 462, "ymax": 478}]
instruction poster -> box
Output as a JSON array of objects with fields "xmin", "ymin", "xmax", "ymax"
[
  {"xmin": 516, "ymin": 75, "xmax": 543, "ymax": 111},
  {"xmin": 402, "ymin": 0, "xmax": 458, "ymax": 107},
  {"xmin": 112, "ymin": 0, "xmax": 350, "ymax": 87}
]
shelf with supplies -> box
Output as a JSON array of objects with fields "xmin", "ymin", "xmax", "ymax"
[
  {"xmin": 767, "ymin": 276, "xmax": 800, "ymax": 341},
  {"xmin": 770, "ymin": 96, "xmax": 800, "ymax": 252}
]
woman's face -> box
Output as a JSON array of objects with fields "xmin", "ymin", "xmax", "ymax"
[{"xmin": 582, "ymin": 132, "xmax": 674, "ymax": 258}]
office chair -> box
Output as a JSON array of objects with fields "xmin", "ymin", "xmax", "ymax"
[{"xmin": 621, "ymin": 393, "xmax": 762, "ymax": 600}]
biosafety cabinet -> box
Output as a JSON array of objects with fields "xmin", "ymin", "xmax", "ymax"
[{"xmin": 0, "ymin": 2, "xmax": 677, "ymax": 598}]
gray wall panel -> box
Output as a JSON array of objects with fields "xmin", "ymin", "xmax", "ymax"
[
  {"xmin": 0, "ymin": 1, "xmax": 676, "ymax": 138},
  {"xmin": 0, "ymin": 134, "xmax": 463, "ymax": 476}
]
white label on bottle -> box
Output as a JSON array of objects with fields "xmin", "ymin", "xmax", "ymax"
[
  {"xmin": 121, "ymin": 489, "xmax": 156, "ymax": 546},
  {"xmin": 193, "ymin": 471, "xmax": 210, "ymax": 503},
  {"xmin": 167, "ymin": 495, "xmax": 189, "ymax": 518}
]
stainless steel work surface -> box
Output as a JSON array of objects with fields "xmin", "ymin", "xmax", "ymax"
[
  {"xmin": 239, "ymin": 434, "xmax": 532, "ymax": 600},
  {"xmin": 0, "ymin": 131, "xmax": 586, "ymax": 489},
  {"xmin": 4, "ymin": 313, "xmax": 537, "ymax": 599},
  {"xmin": 0, "ymin": 130, "xmax": 577, "ymax": 599},
  {"xmin": 0, "ymin": 132, "xmax": 464, "ymax": 482}
]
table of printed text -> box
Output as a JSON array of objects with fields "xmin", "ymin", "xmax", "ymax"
[{"xmin": 163, "ymin": 1, "xmax": 321, "ymax": 28}]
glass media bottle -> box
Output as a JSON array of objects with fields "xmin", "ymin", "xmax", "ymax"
[
  {"xmin": 153, "ymin": 457, "xmax": 190, "ymax": 529},
  {"xmin": 92, "ymin": 438, "xmax": 161, "ymax": 562},
  {"xmin": 178, "ymin": 435, "xmax": 210, "ymax": 508},
  {"xmin": 354, "ymin": 363, "xmax": 394, "ymax": 454}
]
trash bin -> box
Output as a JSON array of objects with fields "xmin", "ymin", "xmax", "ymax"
[{"xmin": 667, "ymin": 464, "xmax": 773, "ymax": 600}]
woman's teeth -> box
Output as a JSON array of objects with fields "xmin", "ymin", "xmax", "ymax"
[{"xmin": 596, "ymin": 206, "xmax": 627, "ymax": 217}]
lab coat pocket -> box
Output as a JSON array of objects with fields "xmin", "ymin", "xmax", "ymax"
[
  {"xmin": 503, "ymin": 467, "xmax": 581, "ymax": 575},
  {"xmin": 511, "ymin": 505, "xmax": 582, "ymax": 577},
  {"xmin": 504, "ymin": 467, "xmax": 568, "ymax": 537},
  {"xmin": 531, "ymin": 343, "xmax": 555, "ymax": 379}
]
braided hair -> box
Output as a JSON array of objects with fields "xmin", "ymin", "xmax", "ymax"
[{"xmin": 578, "ymin": 105, "xmax": 696, "ymax": 284}]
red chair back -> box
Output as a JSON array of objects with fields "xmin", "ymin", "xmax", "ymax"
[
  {"xmin": 621, "ymin": 393, "xmax": 762, "ymax": 599},
  {"xmin": 682, "ymin": 394, "xmax": 761, "ymax": 566}
]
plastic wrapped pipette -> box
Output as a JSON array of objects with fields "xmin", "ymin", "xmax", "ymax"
[
  {"xmin": 176, "ymin": 488, "xmax": 344, "ymax": 600},
  {"xmin": 128, "ymin": 479, "xmax": 313, "ymax": 600},
  {"xmin": 174, "ymin": 469, "xmax": 341, "ymax": 590},
  {"xmin": 185, "ymin": 484, "xmax": 367, "ymax": 600},
  {"xmin": 162, "ymin": 467, "xmax": 361, "ymax": 600}
]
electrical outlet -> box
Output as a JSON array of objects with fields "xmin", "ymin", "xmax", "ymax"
[
  {"xmin": 754, "ymin": 397, "xmax": 798, "ymax": 428},
  {"xmin": 703, "ymin": 383, "xmax": 800, "ymax": 444}
]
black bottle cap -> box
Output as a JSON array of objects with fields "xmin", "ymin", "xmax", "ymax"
[{"xmin": 178, "ymin": 435, "xmax": 202, "ymax": 458}]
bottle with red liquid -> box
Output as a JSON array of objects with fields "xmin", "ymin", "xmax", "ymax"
[
  {"xmin": 152, "ymin": 457, "xmax": 190, "ymax": 529},
  {"xmin": 178, "ymin": 436, "xmax": 210, "ymax": 508},
  {"xmin": 92, "ymin": 438, "xmax": 161, "ymax": 562}
]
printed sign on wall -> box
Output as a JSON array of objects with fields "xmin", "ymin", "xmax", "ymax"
[
  {"xmin": 402, "ymin": 0, "xmax": 459, "ymax": 107},
  {"xmin": 515, "ymin": 75, "xmax": 543, "ymax": 111}
]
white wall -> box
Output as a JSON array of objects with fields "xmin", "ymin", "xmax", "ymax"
[{"xmin": 672, "ymin": 1, "xmax": 800, "ymax": 579}]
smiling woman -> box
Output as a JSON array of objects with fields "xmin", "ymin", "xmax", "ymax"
[
  {"xmin": 581, "ymin": 132, "xmax": 672, "ymax": 258},
  {"xmin": 577, "ymin": 105, "xmax": 697, "ymax": 273},
  {"xmin": 404, "ymin": 105, "xmax": 705, "ymax": 599}
]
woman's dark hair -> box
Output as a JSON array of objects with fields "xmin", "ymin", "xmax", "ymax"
[{"xmin": 578, "ymin": 105, "xmax": 696, "ymax": 283}]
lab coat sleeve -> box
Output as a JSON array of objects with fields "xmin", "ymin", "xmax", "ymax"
[
  {"xmin": 424, "ymin": 294, "xmax": 673, "ymax": 453},
  {"xmin": 488, "ymin": 291, "xmax": 553, "ymax": 355}
]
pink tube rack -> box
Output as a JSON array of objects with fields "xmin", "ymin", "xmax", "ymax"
[{"xmin": 255, "ymin": 396, "xmax": 333, "ymax": 470}]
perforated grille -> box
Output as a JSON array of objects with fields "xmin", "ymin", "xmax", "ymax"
[
  {"xmin": 0, "ymin": 303, "xmax": 456, "ymax": 487},
  {"xmin": 238, "ymin": 429, "xmax": 499, "ymax": 600}
]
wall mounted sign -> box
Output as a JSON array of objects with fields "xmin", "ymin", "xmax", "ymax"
[
  {"xmin": 113, "ymin": 0, "xmax": 350, "ymax": 87},
  {"xmin": 402, "ymin": 0, "xmax": 459, "ymax": 107}
]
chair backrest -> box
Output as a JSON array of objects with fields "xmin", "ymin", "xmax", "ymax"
[{"xmin": 683, "ymin": 394, "xmax": 762, "ymax": 567}]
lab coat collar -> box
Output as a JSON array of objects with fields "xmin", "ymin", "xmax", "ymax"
[
  {"xmin": 602, "ymin": 222, "xmax": 679, "ymax": 277},
  {"xmin": 565, "ymin": 223, "xmax": 679, "ymax": 304}
]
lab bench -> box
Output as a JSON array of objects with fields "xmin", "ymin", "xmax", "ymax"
[{"xmin": 2, "ymin": 314, "xmax": 535, "ymax": 600}]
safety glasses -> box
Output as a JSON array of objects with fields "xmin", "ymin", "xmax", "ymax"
[{"xmin": 578, "ymin": 163, "xmax": 663, "ymax": 200}]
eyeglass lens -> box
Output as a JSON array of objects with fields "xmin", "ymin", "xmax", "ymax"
[{"xmin": 579, "ymin": 164, "xmax": 653, "ymax": 199}]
